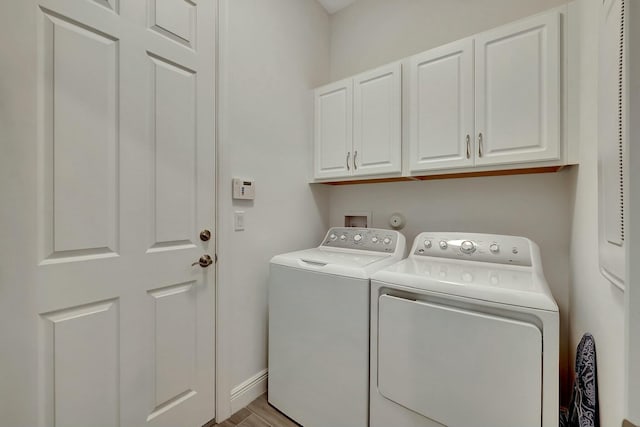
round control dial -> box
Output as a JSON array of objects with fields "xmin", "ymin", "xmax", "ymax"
[
  {"xmin": 439, "ymin": 240, "xmax": 448, "ymax": 250},
  {"xmin": 424, "ymin": 240, "xmax": 432, "ymax": 249},
  {"xmin": 371, "ymin": 236, "xmax": 379, "ymax": 243},
  {"xmin": 489, "ymin": 243, "xmax": 500, "ymax": 254},
  {"xmin": 354, "ymin": 234, "xmax": 362, "ymax": 242},
  {"xmin": 460, "ymin": 240, "xmax": 476, "ymax": 254},
  {"xmin": 339, "ymin": 235, "xmax": 346, "ymax": 241},
  {"xmin": 383, "ymin": 237, "xmax": 392, "ymax": 245},
  {"xmin": 329, "ymin": 234, "xmax": 337, "ymax": 241}
]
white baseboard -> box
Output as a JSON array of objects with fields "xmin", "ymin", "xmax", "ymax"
[{"xmin": 230, "ymin": 369, "xmax": 268, "ymax": 414}]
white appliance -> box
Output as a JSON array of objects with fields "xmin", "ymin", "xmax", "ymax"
[
  {"xmin": 370, "ymin": 232, "xmax": 559, "ymax": 427},
  {"xmin": 268, "ymin": 227, "xmax": 406, "ymax": 427}
]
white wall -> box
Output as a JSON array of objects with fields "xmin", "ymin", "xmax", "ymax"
[
  {"xmin": 217, "ymin": 0, "xmax": 628, "ymax": 423},
  {"xmin": 327, "ymin": 0, "xmax": 574, "ymax": 400},
  {"xmin": 217, "ymin": 0, "xmax": 330, "ymax": 417},
  {"xmin": 329, "ymin": 0, "xmax": 568, "ymax": 80},
  {"xmin": 568, "ymin": 1, "xmax": 625, "ymax": 425}
]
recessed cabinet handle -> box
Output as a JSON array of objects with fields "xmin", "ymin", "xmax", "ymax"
[
  {"xmin": 478, "ymin": 133, "xmax": 484, "ymax": 158},
  {"xmin": 346, "ymin": 152, "xmax": 351, "ymax": 171},
  {"xmin": 466, "ymin": 135, "xmax": 471, "ymax": 159},
  {"xmin": 353, "ymin": 151, "xmax": 358, "ymax": 170}
]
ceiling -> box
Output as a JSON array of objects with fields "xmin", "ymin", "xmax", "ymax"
[{"xmin": 318, "ymin": 0, "xmax": 357, "ymax": 14}]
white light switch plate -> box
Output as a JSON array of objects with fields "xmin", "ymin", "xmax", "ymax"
[{"xmin": 234, "ymin": 211, "xmax": 245, "ymax": 231}]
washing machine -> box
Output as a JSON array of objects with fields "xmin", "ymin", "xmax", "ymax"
[
  {"xmin": 370, "ymin": 232, "xmax": 559, "ymax": 427},
  {"xmin": 268, "ymin": 227, "xmax": 406, "ymax": 427}
]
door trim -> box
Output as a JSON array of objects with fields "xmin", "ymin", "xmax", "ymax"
[{"xmin": 215, "ymin": 0, "xmax": 233, "ymax": 422}]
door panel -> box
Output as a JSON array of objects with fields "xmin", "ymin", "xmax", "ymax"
[
  {"xmin": 0, "ymin": 0, "xmax": 216, "ymax": 426},
  {"xmin": 409, "ymin": 38, "xmax": 474, "ymax": 172},
  {"xmin": 42, "ymin": 300, "xmax": 119, "ymax": 427},
  {"xmin": 314, "ymin": 79, "xmax": 352, "ymax": 179},
  {"xmin": 95, "ymin": 0, "xmax": 117, "ymax": 12},
  {"xmin": 148, "ymin": 282, "xmax": 197, "ymax": 420},
  {"xmin": 475, "ymin": 12, "xmax": 561, "ymax": 166},
  {"xmin": 150, "ymin": 0, "xmax": 196, "ymax": 48},
  {"xmin": 149, "ymin": 54, "xmax": 197, "ymax": 250},
  {"xmin": 40, "ymin": 9, "xmax": 119, "ymax": 260},
  {"xmin": 353, "ymin": 62, "xmax": 402, "ymax": 176}
]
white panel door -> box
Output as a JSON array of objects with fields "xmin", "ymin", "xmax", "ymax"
[
  {"xmin": 0, "ymin": 1, "xmax": 216, "ymax": 426},
  {"xmin": 314, "ymin": 78, "xmax": 353, "ymax": 179},
  {"xmin": 475, "ymin": 11, "xmax": 561, "ymax": 166},
  {"xmin": 409, "ymin": 39, "xmax": 474, "ymax": 172},
  {"xmin": 353, "ymin": 62, "xmax": 402, "ymax": 176}
]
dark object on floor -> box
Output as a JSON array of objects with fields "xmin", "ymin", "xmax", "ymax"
[{"xmin": 560, "ymin": 333, "xmax": 600, "ymax": 427}]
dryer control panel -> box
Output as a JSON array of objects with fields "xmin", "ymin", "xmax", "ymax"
[
  {"xmin": 322, "ymin": 228, "xmax": 399, "ymax": 253},
  {"xmin": 412, "ymin": 232, "xmax": 533, "ymax": 266}
]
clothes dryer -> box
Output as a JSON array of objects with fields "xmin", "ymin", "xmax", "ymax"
[{"xmin": 370, "ymin": 232, "xmax": 559, "ymax": 427}]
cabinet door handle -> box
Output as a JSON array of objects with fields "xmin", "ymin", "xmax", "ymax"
[
  {"xmin": 466, "ymin": 135, "xmax": 471, "ymax": 159},
  {"xmin": 346, "ymin": 152, "xmax": 351, "ymax": 171},
  {"xmin": 478, "ymin": 133, "xmax": 484, "ymax": 158},
  {"xmin": 353, "ymin": 150, "xmax": 358, "ymax": 170}
]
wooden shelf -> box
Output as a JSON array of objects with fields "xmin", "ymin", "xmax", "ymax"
[{"xmin": 318, "ymin": 166, "xmax": 566, "ymax": 186}]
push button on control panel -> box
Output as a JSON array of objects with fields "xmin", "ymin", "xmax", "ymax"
[
  {"xmin": 322, "ymin": 228, "xmax": 398, "ymax": 253},
  {"xmin": 411, "ymin": 233, "xmax": 533, "ymax": 266},
  {"xmin": 460, "ymin": 240, "xmax": 476, "ymax": 254}
]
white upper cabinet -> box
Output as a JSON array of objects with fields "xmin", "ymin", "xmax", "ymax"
[
  {"xmin": 314, "ymin": 78, "xmax": 353, "ymax": 179},
  {"xmin": 313, "ymin": 5, "xmax": 571, "ymax": 182},
  {"xmin": 475, "ymin": 11, "xmax": 561, "ymax": 166},
  {"xmin": 409, "ymin": 38, "xmax": 474, "ymax": 173},
  {"xmin": 353, "ymin": 62, "xmax": 402, "ymax": 176},
  {"xmin": 314, "ymin": 62, "xmax": 402, "ymax": 180}
]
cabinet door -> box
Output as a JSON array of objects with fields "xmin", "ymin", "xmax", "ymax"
[
  {"xmin": 475, "ymin": 11, "xmax": 561, "ymax": 166},
  {"xmin": 314, "ymin": 79, "xmax": 353, "ymax": 179},
  {"xmin": 409, "ymin": 39, "xmax": 474, "ymax": 172},
  {"xmin": 352, "ymin": 62, "xmax": 402, "ymax": 176}
]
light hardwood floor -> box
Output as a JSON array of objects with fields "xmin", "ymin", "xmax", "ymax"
[{"xmin": 211, "ymin": 395, "xmax": 300, "ymax": 427}]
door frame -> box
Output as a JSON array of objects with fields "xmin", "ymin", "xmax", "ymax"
[
  {"xmin": 626, "ymin": 0, "xmax": 640, "ymax": 422},
  {"xmin": 214, "ymin": 0, "xmax": 232, "ymax": 422}
]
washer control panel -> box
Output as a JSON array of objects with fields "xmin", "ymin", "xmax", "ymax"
[
  {"xmin": 322, "ymin": 228, "xmax": 398, "ymax": 253},
  {"xmin": 413, "ymin": 232, "xmax": 532, "ymax": 266}
]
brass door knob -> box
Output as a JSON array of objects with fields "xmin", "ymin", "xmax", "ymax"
[
  {"xmin": 192, "ymin": 255, "xmax": 213, "ymax": 268},
  {"xmin": 200, "ymin": 229, "xmax": 212, "ymax": 242}
]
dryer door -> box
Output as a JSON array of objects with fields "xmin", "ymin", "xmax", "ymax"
[{"xmin": 377, "ymin": 295, "xmax": 542, "ymax": 427}]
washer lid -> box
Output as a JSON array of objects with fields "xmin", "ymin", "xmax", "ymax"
[
  {"xmin": 372, "ymin": 258, "xmax": 558, "ymax": 311},
  {"xmin": 271, "ymin": 247, "xmax": 398, "ymax": 279}
]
